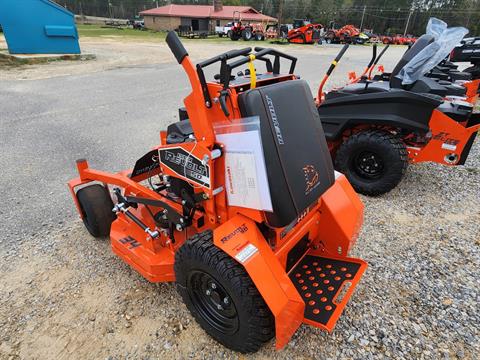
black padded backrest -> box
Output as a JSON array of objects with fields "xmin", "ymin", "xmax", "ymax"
[
  {"xmin": 390, "ymin": 34, "xmax": 435, "ymax": 87},
  {"xmin": 238, "ymin": 80, "xmax": 335, "ymax": 228}
]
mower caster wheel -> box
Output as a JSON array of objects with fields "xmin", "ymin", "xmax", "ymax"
[
  {"xmin": 175, "ymin": 230, "xmax": 274, "ymax": 353},
  {"xmin": 334, "ymin": 130, "xmax": 408, "ymax": 196},
  {"xmin": 76, "ymin": 184, "xmax": 116, "ymax": 237}
]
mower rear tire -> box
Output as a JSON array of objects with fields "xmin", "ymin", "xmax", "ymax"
[
  {"xmin": 334, "ymin": 130, "xmax": 408, "ymax": 196},
  {"xmin": 76, "ymin": 184, "xmax": 116, "ymax": 237},
  {"xmin": 175, "ymin": 230, "xmax": 274, "ymax": 353}
]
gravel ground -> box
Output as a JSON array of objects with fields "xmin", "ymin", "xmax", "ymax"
[{"xmin": 0, "ymin": 36, "xmax": 479, "ymax": 359}]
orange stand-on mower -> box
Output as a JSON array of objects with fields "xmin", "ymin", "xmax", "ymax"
[{"xmin": 68, "ymin": 32, "xmax": 367, "ymax": 353}]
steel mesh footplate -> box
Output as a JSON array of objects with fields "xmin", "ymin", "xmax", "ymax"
[{"xmin": 289, "ymin": 254, "xmax": 367, "ymax": 331}]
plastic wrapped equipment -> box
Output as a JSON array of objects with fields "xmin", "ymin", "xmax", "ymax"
[
  {"xmin": 397, "ymin": 19, "xmax": 468, "ymax": 85},
  {"xmin": 426, "ymin": 17, "xmax": 447, "ymax": 40}
]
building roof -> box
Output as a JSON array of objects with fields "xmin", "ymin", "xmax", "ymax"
[{"xmin": 140, "ymin": 5, "xmax": 277, "ymax": 22}]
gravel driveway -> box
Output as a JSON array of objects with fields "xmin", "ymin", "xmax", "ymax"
[{"xmin": 0, "ymin": 37, "xmax": 479, "ymax": 359}]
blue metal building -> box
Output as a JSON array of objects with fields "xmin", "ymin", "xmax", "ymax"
[{"xmin": 0, "ymin": 0, "xmax": 80, "ymax": 54}]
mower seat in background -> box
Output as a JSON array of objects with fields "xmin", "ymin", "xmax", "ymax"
[
  {"xmin": 389, "ymin": 34, "xmax": 435, "ymax": 83},
  {"xmin": 331, "ymin": 34, "xmax": 468, "ymax": 99},
  {"xmin": 332, "ymin": 81, "xmax": 391, "ymax": 96},
  {"xmin": 239, "ymin": 80, "xmax": 335, "ymax": 228}
]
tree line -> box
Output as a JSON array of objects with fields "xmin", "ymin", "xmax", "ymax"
[{"xmin": 57, "ymin": 0, "xmax": 480, "ymax": 35}]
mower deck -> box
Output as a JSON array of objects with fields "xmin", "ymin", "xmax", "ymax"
[{"xmin": 289, "ymin": 253, "xmax": 367, "ymax": 331}]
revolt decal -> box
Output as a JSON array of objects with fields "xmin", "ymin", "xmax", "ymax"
[
  {"xmin": 265, "ymin": 95, "xmax": 285, "ymax": 145},
  {"xmin": 220, "ymin": 223, "xmax": 248, "ymax": 243},
  {"xmin": 159, "ymin": 147, "xmax": 211, "ymax": 188}
]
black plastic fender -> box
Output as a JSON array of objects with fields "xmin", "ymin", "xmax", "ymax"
[{"xmin": 318, "ymin": 90, "xmax": 442, "ymax": 140}]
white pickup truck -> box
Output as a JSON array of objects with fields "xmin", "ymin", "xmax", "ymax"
[{"xmin": 215, "ymin": 22, "xmax": 234, "ymax": 37}]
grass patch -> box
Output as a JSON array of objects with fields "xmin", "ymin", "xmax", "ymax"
[
  {"xmin": 78, "ymin": 24, "xmax": 167, "ymax": 40},
  {"xmin": 76, "ymin": 25, "xmax": 286, "ymax": 45}
]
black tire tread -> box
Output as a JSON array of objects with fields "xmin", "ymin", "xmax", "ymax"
[
  {"xmin": 77, "ymin": 184, "xmax": 115, "ymax": 237},
  {"xmin": 335, "ymin": 130, "xmax": 408, "ymax": 196},
  {"xmin": 242, "ymin": 28, "xmax": 252, "ymax": 41},
  {"xmin": 174, "ymin": 230, "xmax": 274, "ymax": 353}
]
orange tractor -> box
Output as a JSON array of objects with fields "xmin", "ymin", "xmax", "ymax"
[
  {"xmin": 68, "ymin": 32, "xmax": 367, "ymax": 352},
  {"xmin": 288, "ymin": 19, "xmax": 323, "ymax": 44},
  {"xmin": 325, "ymin": 24, "xmax": 366, "ymax": 44}
]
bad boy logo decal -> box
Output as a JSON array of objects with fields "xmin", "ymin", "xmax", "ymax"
[{"xmin": 303, "ymin": 164, "xmax": 320, "ymax": 195}]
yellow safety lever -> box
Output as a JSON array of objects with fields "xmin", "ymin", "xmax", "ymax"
[{"xmin": 248, "ymin": 54, "xmax": 256, "ymax": 89}]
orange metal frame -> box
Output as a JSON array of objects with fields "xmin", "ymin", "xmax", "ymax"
[
  {"xmin": 463, "ymin": 78, "xmax": 480, "ymax": 104},
  {"xmin": 406, "ymin": 109, "xmax": 480, "ymax": 164}
]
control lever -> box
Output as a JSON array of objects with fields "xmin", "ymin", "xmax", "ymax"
[{"xmin": 219, "ymin": 90, "xmax": 230, "ymax": 117}]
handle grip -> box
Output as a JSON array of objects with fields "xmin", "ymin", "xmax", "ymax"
[
  {"xmin": 228, "ymin": 47, "xmax": 297, "ymax": 74},
  {"xmin": 224, "ymin": 48, "xmax": 252, "ymax": 60},
  {"xmin": 326, "ymin": 44, "xmax": 349, "ymax": 75},
  {"xmin": 334, "ymin": 43, "xmax": 350, "ymax": 62},
  {"xmin": 198, "ymin": 47, "xmax": 251, "ymax": 68},
  {"xmin": 374, "ymin": 44, "xmax": 389, "ymax": 65},
  {"xmin": 367, "ymin": 44, "xmax": 377, "ymax": 68},
  {"xmin": 166, "ymin": 31, "xmax": 188, "ymax": 64},
  {"xmin": 254, "ymin": 47, "xmax": 298, "ymax": 62}
]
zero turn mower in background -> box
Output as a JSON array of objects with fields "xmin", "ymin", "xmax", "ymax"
[
  {"xmin": 315, "ymin": 37, "xmax": 480, "ymax": 196},
  {"xmin": 68, "ymin": 32, "xmax": 367, "ymax": 353},
  {"xmin": 449, "ymin": 36, "xmax": 480, "ymax": 80}
]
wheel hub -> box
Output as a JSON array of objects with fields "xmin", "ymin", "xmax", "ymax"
[
  {"xmin": 353, "ymin": 151, "xmax": 384, "ymax": 178},
  {"xmin": 188, "ymin": 271, "xmax": 238, "ymax": 334}
]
